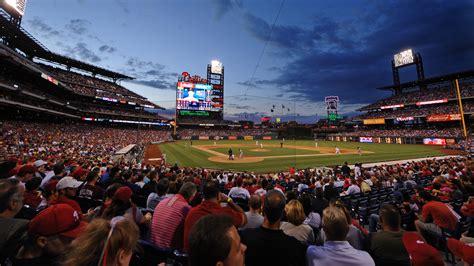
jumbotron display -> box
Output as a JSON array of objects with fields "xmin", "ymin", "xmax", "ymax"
[
  {"xmin": 176, "ymin": 82, "xmax": 220, "ymax": 111},
  {"xmin": 394, "ymin": 49, "xmax": 414, "ymax": 67}
]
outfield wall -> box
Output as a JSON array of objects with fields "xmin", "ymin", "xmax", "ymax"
[{"xmin": 327, "ymin": 135, "xmax": 460, "ymax": 145}]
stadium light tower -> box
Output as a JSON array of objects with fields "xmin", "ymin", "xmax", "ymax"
[{"xmin": 1, "ymin": 0, "xmax": 27, "ymax": 27}]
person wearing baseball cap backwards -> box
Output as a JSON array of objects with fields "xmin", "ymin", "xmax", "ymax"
[
  {"xmin": 49, "ymin": 176, "xmax": 83, "ymax": 215},
  {"xmin": 12, "ymin": 204, "xmax": 87, "ymax": 265},
  {"xmin": 102, "ymin": 186, "xmax": 150, "ymax": 226}
]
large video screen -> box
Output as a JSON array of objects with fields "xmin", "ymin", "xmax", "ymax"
[
  {"xmin": 394, "ymin": 49, "xmax": 414, "ymax": 67},
  {"xmin": 176, "ymin": 82, "xmax": 222, "ymax": 112}
]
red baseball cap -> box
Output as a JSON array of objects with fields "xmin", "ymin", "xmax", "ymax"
[
  {"xmin": 448, "ymin": 238, "xmax": 474, "ymax": 265},
  {"xmin": 402, "ymin": 232, "xmax": 444, "ymax": 266},
  {"xmin": 28, "ymin": 204, "xmax": 88, "ymax": 238},
  {"xmin": 71, "ymin": 168, "xmax": 89, "ymax": 179},
  {"xmin": 44, "ymin": 180, "xmax": 59, "ymax": 193},
  {"xmin": 114, "ymin": 186, "xmax": 132, "ymax": 203},
  {"xmin": 19, "ymin": 164, "xmax": 37, "ymax": 175}
]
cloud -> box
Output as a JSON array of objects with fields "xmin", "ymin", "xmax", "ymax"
[
  {"xmin": 65, "ymin": 19, "xmax": 91, "ymax": 35},
  {"xmin": 211, "ymin": 0, "xmax": 242, "ymax": 20},
  {"xmin": 227, "ymin": 103, "xmax": 254, "ymax": 110},
  {"xmin": 130, "ymin": 79, "xmax": 175, "ymax": 90},
  {"xmin": 241, "ymin": 1, "xmax": 474, "ymax": 106},
  {"xmin": 115, "ymin": 0, "xmax": 131, "ymax": 14},
  {"xmin": 26, "ymin": 17, "xmax": 61, "ymax": 37},
  {"xmin": 126, "ymin": 58, "xmax": 165, "ymax": 71},
  {"xmin": 124, "ymin": 57, "xmax": 176, "ymax": 90},
  {"xmin": 66, "ymin": 42, "xmax": 102, "ymax": 63},
  {"xmin": 98, "ymin": 45, "xmax": 116, "ymax": 53}
]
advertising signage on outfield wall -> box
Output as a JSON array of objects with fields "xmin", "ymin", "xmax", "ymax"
[
  {"xmin": 360, "ymin": 137, "xmax": 373, "ymax": 143},
  {"xmin": 426, "ymin": 114, "xmax": 461, "ymax": 122},
  {"xmin": 396, "ymin": 116, "xmax": 414, "ymax": 121},
  {"xmin": 423, "ymin": 138, "xmax": 446, "ymax": 145},
  {"xmin": 363, "ymin": 118, "xmax": 385, "ymax": 125}
]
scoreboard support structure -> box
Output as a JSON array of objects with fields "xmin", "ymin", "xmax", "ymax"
[{"xmin": 391, "ymin": 50, "xmax": 425, "ymax": 94}]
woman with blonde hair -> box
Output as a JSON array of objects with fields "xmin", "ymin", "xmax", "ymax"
[
  {"xmin": 63, "ymin": 217, "xmax": 139, "ymax": 266},
  {"xmin": 280, "ymin": 199, "xmax": 314, "ymax": 245}
]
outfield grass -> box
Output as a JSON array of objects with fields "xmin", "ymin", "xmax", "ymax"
[{"xmin": 158, "ymin": 140, "xmax": 446, "ymax": 173}]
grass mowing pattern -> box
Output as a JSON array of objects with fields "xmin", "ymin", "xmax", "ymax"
[{"xmin": 158, "ymin": 140, "xmax": 444, "ymax": 173}]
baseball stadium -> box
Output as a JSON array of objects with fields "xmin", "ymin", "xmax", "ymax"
[{"xmin": 0, "ymin": 1, "xmax": 473, "ymax": 266}]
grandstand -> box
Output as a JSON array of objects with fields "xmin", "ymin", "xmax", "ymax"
[
  {"xmin": 0, "ymin": 9, "xmax": 167, "ymax": 126},
  {"xmin": 329, "ymin": 68, "xmax": 474, "ymax": 148}
]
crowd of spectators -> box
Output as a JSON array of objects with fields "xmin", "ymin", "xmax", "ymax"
[
  {"xmin": 38, "ymin": 64, "xmax": 157, "ymax": 107},
  {"xmin": 178, "ymin": 127, "xmax": 273, "ymax": 137},
  {"xmin": 1, "ymin": 124, "xmax": 473, "ymax": 266},
  {"xmin": 331, "ymin": 128, "xmax": 463, "ymax": 138},
  {"xmin": 362, "ymin": 81, "xmax": 474, "ymax": 110},
  {"xmin": 1, "ymin": 121, "xmax": 171, "ymax": 163},
  {"xmin": 81, "ymin": 106, "xmax": 165, "ymax": 120},
  {"xmin": 355, "ymin": 101, "xmax": 474, "ymax": 120}
]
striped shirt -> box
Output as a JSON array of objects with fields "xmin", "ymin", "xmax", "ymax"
[{"xmin": 150, "ymin": 194, "xmax": 191, "ymax": 250}]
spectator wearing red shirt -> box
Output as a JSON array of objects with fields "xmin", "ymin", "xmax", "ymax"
[
  {"xmin": 23, "ymin": 177, "xmax": 42, "ymax": 210},
  {"xmin": 274, "ymin": 180, "xmax": 286, "ymax": 193},
  {"xmin": 461, "ymin": 197, "xmax": 474, "ymax": 217},
  {"xmin": 225, "ymin": 175, "xmax": 235, "ymax": 190},
  {"xmin": 420, "ymin": 167, "xmax": 433, "ymax": 177},
  {"xmin": 150, "ymin": 182, "xmax": 197, "ymax": 250},
  {"xmin": 183, "ymin": 180, "xmax": 247, "ymax": 251},
  {"xmin": 289, "ymin": 167, "xmax": 296, "ymax": 176},
  {"xmin": 247, "ymin": 178, "xmax": 260, "ymax": 195},
  {"xmin": 415, "ymin": 191, "xmax": 458, "ymax": 238}
]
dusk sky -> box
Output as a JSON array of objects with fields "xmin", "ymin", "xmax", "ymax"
[{"xmin": 21, "ymin": 0, "xmax": 474, "ymax": 122}]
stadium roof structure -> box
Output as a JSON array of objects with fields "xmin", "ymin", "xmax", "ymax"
[
  {"xmin": 377, "ymin": 69, "xmax": 474, "ymax": 92},
  {"xmin": 0, "ymin": 10, "xmax": 133, "ymax": 80}
]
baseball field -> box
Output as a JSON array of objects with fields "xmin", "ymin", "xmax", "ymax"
[{"xmin": 144, "ymin": 140, "xmax": 459, "ymax": 173}]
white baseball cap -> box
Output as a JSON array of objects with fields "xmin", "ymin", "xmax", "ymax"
[
  {"xmin": 56, "ymin": 176, "xmax": 83, "ymax": 190},
  {"xmin": 33, "ymin": 160, "xmax": 47, "ymax": 168}
]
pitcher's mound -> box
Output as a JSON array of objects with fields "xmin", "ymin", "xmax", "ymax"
[
  {"xmin": 251, "ymin": 149, "xmax": 270, "ymax": 152},
  {"xmin": 208, "ymin": 156, "xmax": 264, "ymax": 163}
]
